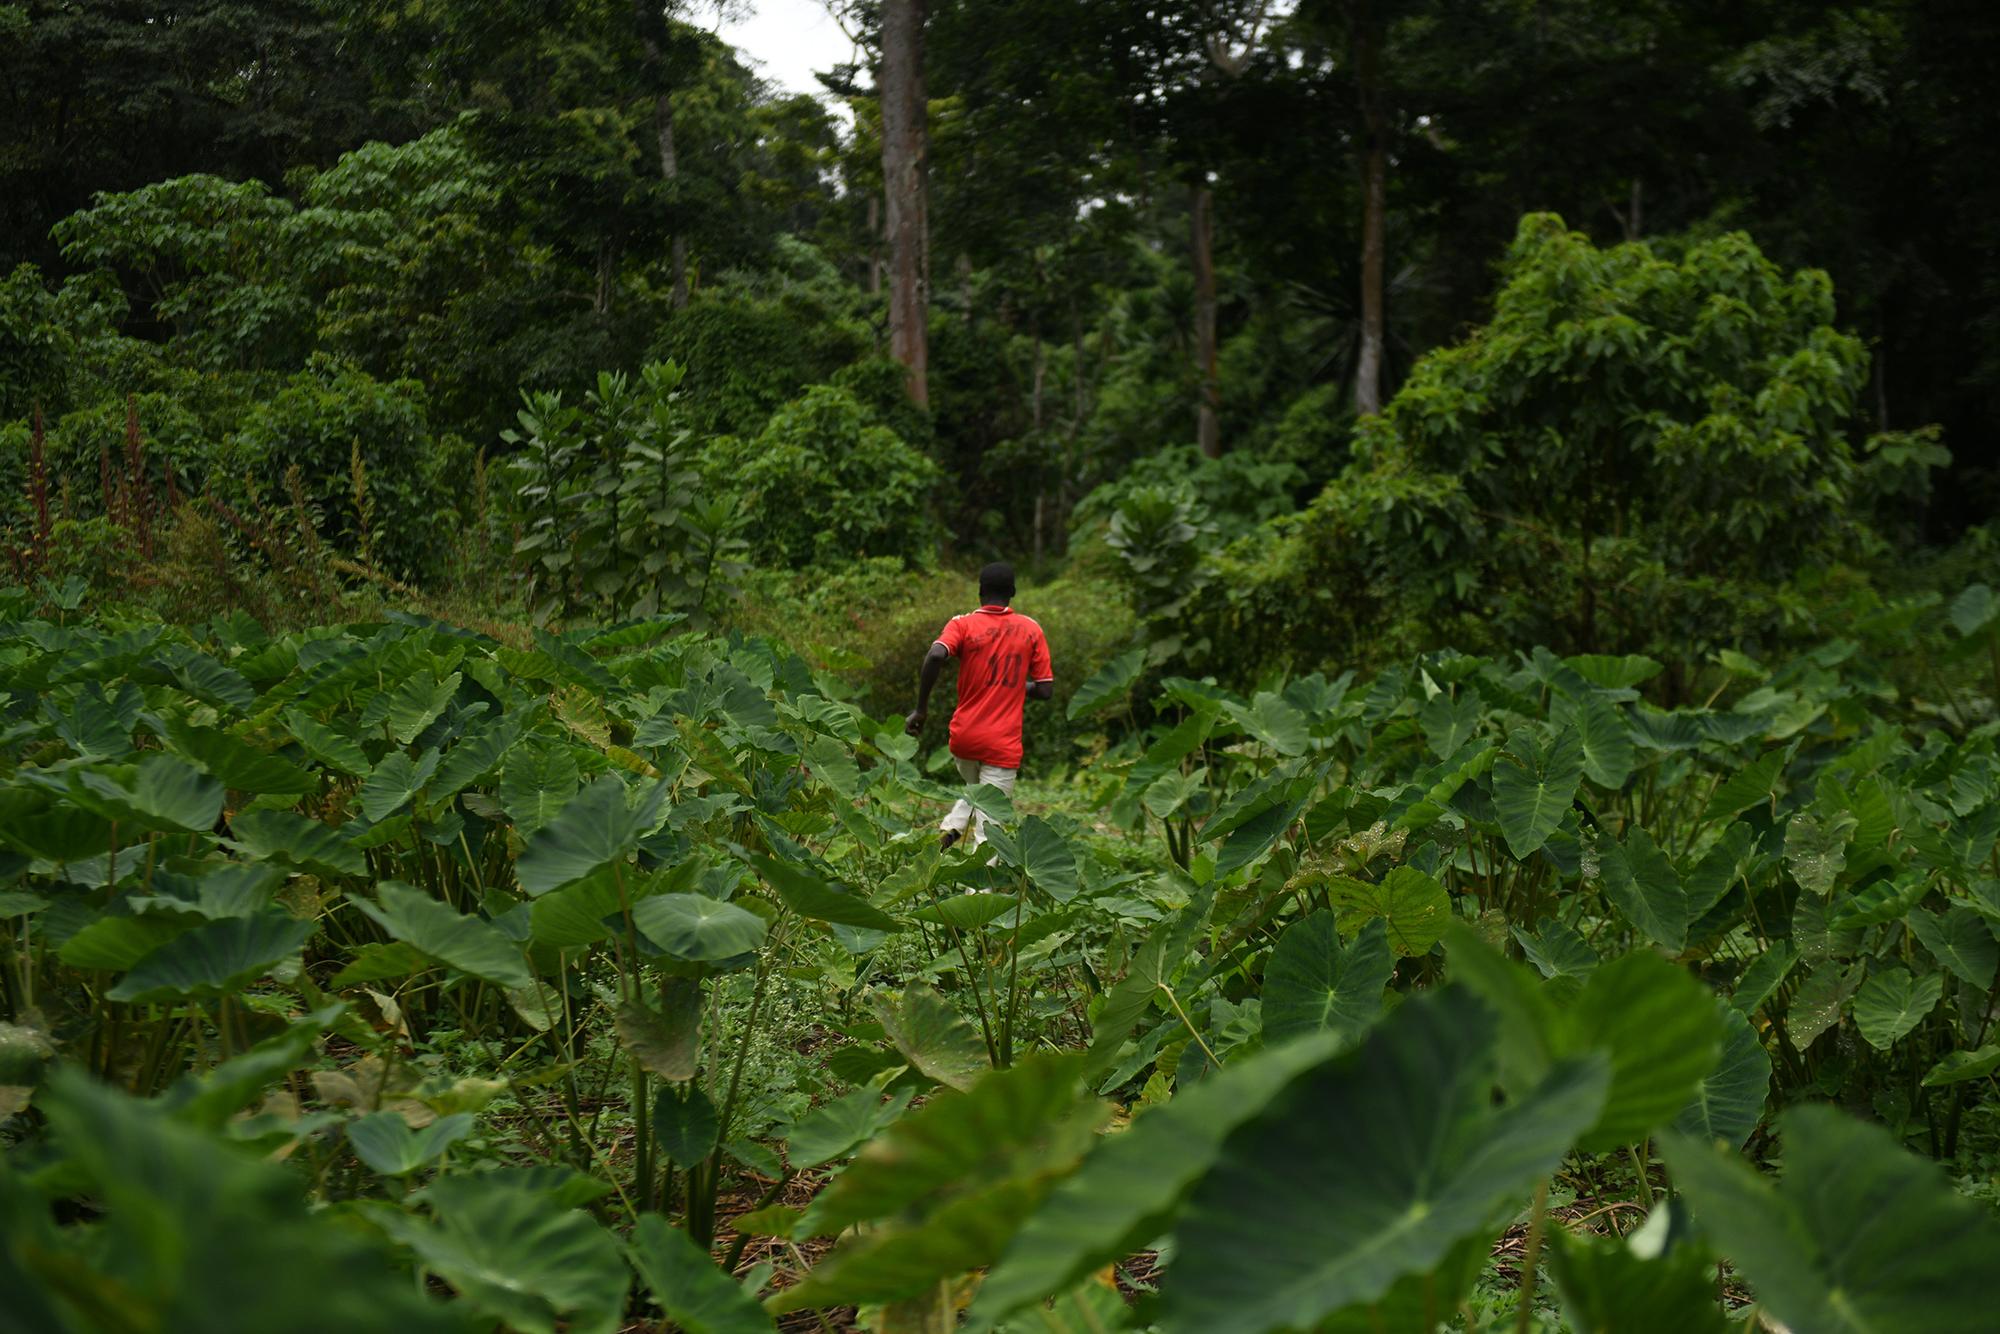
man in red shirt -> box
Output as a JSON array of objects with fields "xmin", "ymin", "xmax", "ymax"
[{"xmin": 904, "ymin": 562, "xmax": 1054, "ymax": 848}]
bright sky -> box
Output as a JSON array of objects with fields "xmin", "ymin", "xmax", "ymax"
[{"xmin": 715, "ymin": 0, "xmax": 859, "ymax": 102}]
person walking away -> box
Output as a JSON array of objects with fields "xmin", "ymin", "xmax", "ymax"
[{"xmin": 904, "ymin": 562, "xmax": 1053, "ymax": 847}]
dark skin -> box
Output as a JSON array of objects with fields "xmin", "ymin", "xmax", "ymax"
[{"xmin": 905, "ymin": 589, "xmax": 1052, "ymax": 737}]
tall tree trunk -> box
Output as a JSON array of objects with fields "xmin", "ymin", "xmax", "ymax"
[
  {"xmin": 880, "ymin": 0, "xmax": 931, "ymax": 406},
  {"xmin": 1191, "ymin": 181, "xmax": 1221, "ymax": 458},
  {"xmin": 632, "ymin": 0, "xmax": 687, "ymax": 308},
  {"xmin": 1351, "ymin": 2, "xmax": 1387, "ymax": 417},
  {"xmin": 865, "ymin": 194, "xmax": 883, "ymax": 295}
]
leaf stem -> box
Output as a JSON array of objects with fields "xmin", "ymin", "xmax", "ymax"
[{"xmin": 1515, "ymin": 1177, "xmax": 1550, "ymax": 1334}]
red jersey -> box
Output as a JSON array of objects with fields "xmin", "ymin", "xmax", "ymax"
[{"xmin": 935, "ymin": 605, "xmax": 1053, "ymax": 769}]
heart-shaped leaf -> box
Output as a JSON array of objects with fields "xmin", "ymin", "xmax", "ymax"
[
  {"xmin": 375, "ymin": 1173, "xmax": 629, "ymax": 1334},
  {"xmin": 1907, "ymin": 906, "xmax": 1999, "ymax": 989},
  {"xmin": 653, "ymin": 1084, "xmax": 720, "ymax": 1166},
  {"xmin": 516, "ymin": 775, "xmax": 669, "ymax": 895},
  {"xmin": 872, "ymin": 982, "xmax": 988, "ymax": 1090},
  {"xmin": 628, "ymin": 1215, "xmax": 775, "ymax": 1334},
  {"xmin": 1671, "ymin": 1003, "xmax": 1770, "ymax": 1149},
  {"xmin": 1328, "ymin": 866, "xmax": 1450, "ymax": 957},
  {"xmin": 1261, "ymin": 913, "xmax": 1391, "ymax": 1046},
  {"xmin": 228, "ymin": 808, "xmax": 366, "ymax": 877},
  {"xmin": 1853, "ymin": 964, "xmax": 1943, "ymax": 1051},
  {"xmin": 108, "ymin": 913, "xmax": 315, "ymax": 1004},
  {"xmin": 357, "ymin": 749, "xmax": 441, "ymax": 822},
  {"xmin": 617, "ymin": 979, "xmax": 701, "ymax": 1081},
  {"xmin": 1663, "ymin": 1105, "xmax": 2000, "ymax": 1332},
  {"xmin": 1598, "ymin": 827, "xmax": 1688, "ymax": 951},
  {"xmin": 1157, "ymin": 989, "xmax": 1609, "ymax": 1333},
  {"xmin": 1492, "ymin": 727, "xmax": 1584, "ymax": 858},
  {"xmin": 74, "ymin": 753, "xmax": 224, "ymax": 833},
  {"xmin": 352, "ymin": 880, "xmax": 530, "ymax": 989},
  {"xmin": 348, "ymin": 1110, "xmax": 474, "ymax": 1176},
  {"xmin": 633, "ymin": 893, "xmax": 767, "ymax": 964},
  {"xmin": 786, "ymin": 1086, "xmax": 916, "ymax": 1169},
  {"xmin": 749, "ymin": 853, "xmax": 899, "ymax": 931}
]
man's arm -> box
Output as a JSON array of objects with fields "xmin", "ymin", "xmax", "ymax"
[
  {"xmin": 905, "ymin": 642, "xmax": 951, "ymax": 736},
  {"xmin": 1026, "ymin": 623, "xmax": 1054, "ymax": 701}
]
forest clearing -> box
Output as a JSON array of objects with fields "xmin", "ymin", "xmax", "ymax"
[{"xmin": 4, "ymin": 2, "xmax": 2000, "ymax": 1331}]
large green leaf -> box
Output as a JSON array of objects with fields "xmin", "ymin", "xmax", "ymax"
[
  {"xmin": 347, "ymin": 1111, "xmax": 474, "ymax": 1177},
  {"xmin": 1015, "ymin": 817, "xmax": 1081, "ymax": 901},
  {"xmin": 159, "ymin": 645, "xmax": 255, "ymax": 712},
  {"xmin": 164, "ymin": 718, "xmax": 314, "ymax": 796},
  {"xmin": 499, "ymin": 740, "xmax": 580, "ymax": 835},
  {"xmin": 968, "ymin": 1033, "xmax": 1345, "ymax": 1330},
  {"xmin": 1065, "ymin": 649, "xmax": 1145, "ymax": 720},
  {"xmin": 1907, "ymin": 906, "xmax": 1999, "ymax": 989},
  {"xmin": 1565, "ymin": 653, "xmax": 1663, "ymax": 690},
  {"xmin": 382, "ymin": 669, "xmax": 461, "ymax": 745},
  {"xmin": 628, "ymin": 1215, "xmax": 775, "ymax": 1334},
  {"xmin": 616, "ymin": 979, "xmax": 701, "ymax": 1081},
  {"xmin": 1598, "ymin": 826, "xmax": 1689, "ymax": 951},
  {"xmin": 1420, "ymin": 690, "xmax": 1481, "ymax": 761},
  {"xmin": 1853, "ymin": 964, "xmax": 1943, "ymax": 1051},
  {"xmin": 872, "ymin": 983, "xmax": 988, "ymax": 1090},
  {"xmin": 19, "ymin": 1068, "xmax": 454, "ymax": 1332},
  {"xmin": 516, "ymin": 775, "xmax": 669, "ymax": 895},
  {"xmin": 1662, "ymin": 1105, "xmax": 2000, "ymax": 1333},
  {"xmin": 1703, "ymin": 745, "xmax": 1793, "ymax": 823},
  {"xmin": 1561, "ymin": 950, "xmax": 1725, "ymax": 1151},
  {"xmin": 1492, "ymin": 727, "xmax": 1584, "ymax": 858},
  {"xmin": 283, "ymin": 708, "xmax": 371, "ymax": 777},
  {"xmin": 1573, "ymin": 692, "xmax": 1635, "ymax": 790},
  {"xmin": 632, "ymin": 893, "xmax": 768, "ymax": 964},
  {"xmin": 59, "ymin": 914, "xmax": 187, "ymax": 970},
  {"xmin": 914, "ymin": 893, "xmax": 1021, "ymax": 929},
  {"xmin": 227, "ymin": 808, "xmax": 366, "ymax": 877},
  {"xmin": 748, "ymin": 853, "xmax": 899, "ymax": 931},
  {"xmin": 1225, "ymin": 691, "xmax": 1309, "ymax": 756},
  {"xmin": 786, "ymin": 1086, "xmax": 917, "ymax": 1169},
  {"xmin": 1328, "ymin": 866, "xmax": 1450, "ymax": 956},
  {"xmin": 1549, "ymin": 1214, "xmax": 1727, "ymax": 1334},
  {"xmin": 352, "ymin": 880, "xmax": 531, "ymax": 989},
  {"xmin": 107, "ymin": 913, "xmax": 315, "ymax": 1004},
  {"xmin": 1261, "ymin": 914, "xmax": 1391, "ymax": 1045},
  {"xmin": 527, "ymin": 868, "xmax": 624, "ymax": 948},
  {"xmin": 1157, "ymin": 989, "xmax": 1610, "ymax": 1333},
  {"xmin": 777, "ymin": 1056, "xmax": 1108, "ymax": 1314},
  {"xmin": 1671, "ymin": 1003, "xmax": 1770, "ymax": 1149},
  {"xmin": 1785, "ymin": 807, "xmax": 1857, "ymax": 896},
  {"xmin": 357, "ymin": 749, "xmax": 440, "ymax": 822},
  {"xmin": 1787, "ymin": 963, "xmax": 1861, "ymax": 1047},
  {"xmin": 430, "ymin": 716, "xmax": 525, "ymax": 802},
  {"xmin": 1730, "ymin": 942, "xmax": 1798, "ymax": 1016},
  {"xmin": 376, "ymin": 1174, "xmax": 629, "ymax": 1334},
  {"xmin": 74, "ymin": 753, "xmax": 224, "ymax": 833},
  {"xmin": 1923, "ymin": 1044, "xmax": 2000, "ymax": 1087},
  {"xmin": 652, "ymin": 1085, "xmax": 720, "ymax": 1166}
]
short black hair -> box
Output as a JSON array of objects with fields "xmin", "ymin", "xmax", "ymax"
[{"xmin": 979, "ymin": 561, "xmax": 1015, "ymax": 603}]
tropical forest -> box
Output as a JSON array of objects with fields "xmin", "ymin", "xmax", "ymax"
[{"xmin": 5, "ymin": 1, "xmax": 2000, "ymax": 1330}]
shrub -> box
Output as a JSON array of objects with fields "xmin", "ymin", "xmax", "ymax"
[
  {"xmin": 1072, "ymin": 445, "xmax": 1303, "ymax": 546},
  {"xmin": 219, "ymin": 363, "xmax": 461, "ymax": 577},
  {"xmin": 701, "ymin": 385, "xmax": 940, "ymax": 569},
  {"xmin": 648, "ymin": 290, "xmax": 867, "ymax": 439},
  {"xmin": 1187, "ymin": 215, "xmax": 1948, "ymax": 677}
]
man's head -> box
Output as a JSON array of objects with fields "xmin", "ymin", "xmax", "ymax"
[{"xmin": 979, "ymin": 561, "xmax": 1016, "ymax": 606}]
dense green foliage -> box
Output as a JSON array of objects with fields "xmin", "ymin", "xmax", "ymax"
[
  {"xmin": 3, "ymin": 593, "xmax": 2000, "ymax": 1330},
  {"xmin": 6, "ymin": 0, "xmax": 2000, "ymax": 1330}
]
